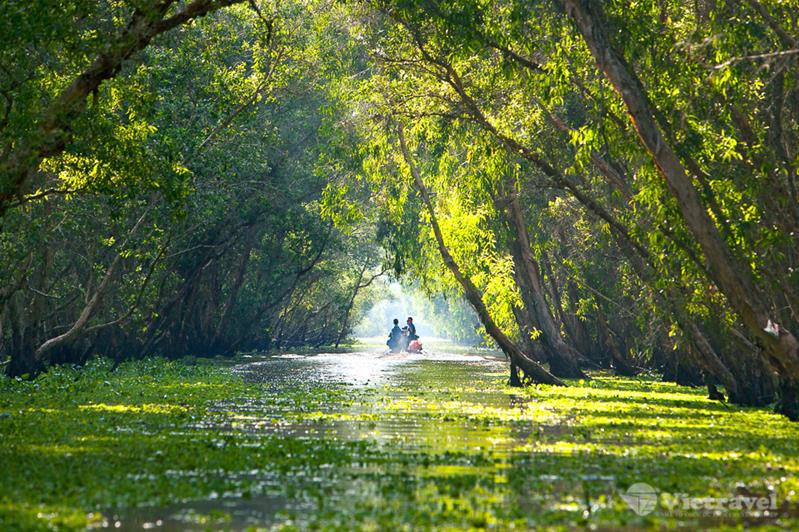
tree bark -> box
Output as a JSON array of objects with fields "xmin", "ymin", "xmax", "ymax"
[
  {"xmin": 31, "ymin": 255, "xmax": 121, "ymax": 366},
  {"xmin": 397, "ymin": 125, "xmax": 565, "ymax": 386},
  {"xmin": 0, "ymin": 0, "xmax": 247, "ymax": 217},
  {"xmin": 29, "ymin": 208, "xmax": 151, "ymax": 367},
  {"xmin": 210, "ymin": 227, "xmax": 257, "ymax": 351},
  {"xmin": 503, "ymin": 192, "xmax": 587, "ymax": 378},
  {"xmin": 510, "ymin": 298, "xmax": 548, "ymax": 364},
  {"xmin": 538, "ymin": 81, "xmax": 755, "ymax": 399},
  {"xmin": 335, "ymin": 264, "xmax": 384, "ymax": 348},
  {"xmin": 686, "ymin": 321, "xmax": 741, "ymax": 400},
  {"xmin": 596, "ymin": 306, "xmax": 638, "ymax": 376},
  {"xmin": 560, "ymin": 0, "xmax": 799, "ymax": 392},
  {"xmin": 335, "ymin": 262, "xmax": 367, "ymax": 348}
]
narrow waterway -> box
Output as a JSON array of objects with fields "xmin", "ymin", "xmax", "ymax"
[
  {"xmin": 108, "ymin": 346, "xmax": 576, "ymax": 529},
  {"xmin": 102, "ymin": 344, "xmax": 797, "ymax": 530}
]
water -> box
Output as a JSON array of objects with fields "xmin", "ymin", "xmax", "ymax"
[
  {"xmin": 100, "ymin": 346, "xmax": 566, "ymax": 530},
  {"xmin": 94, "ymin": 346, "xmax": 797, "ymax": 530}
]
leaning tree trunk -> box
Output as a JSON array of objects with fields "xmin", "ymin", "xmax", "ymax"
[
  {"xmin": 335, "ymin": 264, "xmax": 384, "ymax": 348},
  {"xmin": 560, "ymin": 0, "xmax": 799, "ymax": 418},
  {"xmin": 210, "ymin": 227, "xmax": 257, "ymax": 353},
  {"xmin": 0, "ymin": 0, "xmax": 249, "ymax": 218},
  {"xmin": 612, "ymin": 223, "xmax": 747, "ymax": 399},
  {"xmin": 504, "ymin": 192, "xmax": 587, "ymax": 378},
  {"xmin": 335, "ymin": 263, "xmax": 367, "ymax": 348},
  {"xmin": 685, "ymin": 321, "xmax": 742, "ymax": 401},
  {"xmin": 18, "ymin": 207, "xmax": 151, "ymax": 374},
  {"xmin": 28, "ymin": 254, "xmax": 121, "ymax": 372},
  {"xmin": 543, "ymin": 95, "xmax": 753, "ymax": 400},
  {"xmin": 398, "ymin": 125, "xmax": 564, "ymax": 386},
  {"xmin": 510, "ymin": 300, "xmax": 549, "ymax": 364},
  {"xmin": 564, "ymin": 279, "xmax": 596, "ymax": 362}
]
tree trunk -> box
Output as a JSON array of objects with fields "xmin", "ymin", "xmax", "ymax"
[
  {"xmin": 508, "ymin": 361, "xmax": 522, "ymax": 387},
  {"xmin": 564, "ymin": 279, "xmax": 595, "ymax": 361},
  {"xmin": 335, "ymin": 263, "xmax": 368, "ymax": 348},
  {"xmin": 596, "ymin": 308, "xmax": 638, "ymax": 377},
  {"xmin": 541, "ymin": 88, "xmax": 756, "ymax": 401},
  {"xmin": 30, "ymin": 254, "xmax": 122, "ymax": 369},
  {"xmin": 335, "ymin": 263, "xmax": 385, "ymax": 349},
  {"xmin": 397, "ymin": 125, "xmax": 565, "ymax": 386},
  {"xmin": 560, "ymin": 0, "xmax": 799, "ymax": 414},
  {"xmin": 510, "ymin": 300, "xmax": 548, "ymax": 363},
  {"xmin": 685, "ymin": 321, "xmax": 741, "ymax": 400},
  {"xmin": 504, "ymin": 192, "xmax": 587, "ymax": 378},
  {"xmin": 210, "ymin": 228, "xmax": 257, "ymax": 352}
]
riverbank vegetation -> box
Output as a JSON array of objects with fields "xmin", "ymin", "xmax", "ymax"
[
  {"xmin": 3, "ymin": 1, "xmax": 799, "ymax": 525},
  {"xmin": 3, "ymin": 0, "xmax": 799, "ymax": 419},
  {"xmin": 1, "ymin": 355, "xmax": 798, "ymax": 529}
]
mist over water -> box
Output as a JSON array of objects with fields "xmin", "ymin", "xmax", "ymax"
[
  {"xmin": 353, "ymin": 283, "xmax": 441, "ymax": 339},
  {"xmin": 352, "ymin": 283, "xmax": 482, "ymax": 345}
]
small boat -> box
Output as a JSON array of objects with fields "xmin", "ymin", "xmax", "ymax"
[{"xmin": 407, "ymin": 339, "xmax": 423, "ymax": 353}]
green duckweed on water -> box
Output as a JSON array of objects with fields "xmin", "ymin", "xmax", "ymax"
[{"xmin": 1, "ymin": 352, "xmax": 798, "ymax": 530}]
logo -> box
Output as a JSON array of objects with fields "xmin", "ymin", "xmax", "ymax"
[
  {"xmin": 619, "ymin": 481, "xmax": 778, "ymax": 517},
  {"xmin": 621, "ymin": 483, "xmax": 658, "ymax": 516}
]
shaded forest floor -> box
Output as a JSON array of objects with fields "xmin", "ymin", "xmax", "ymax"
[{"xmin": 1, "ymin": 347, "xmax": 798, "ymax": 530}]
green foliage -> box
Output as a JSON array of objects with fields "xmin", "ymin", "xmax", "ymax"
[
  {"xmin": 2, "ymin": 356, "xmax": 798, "ymax": 529},
  {"xmin": 0, "ymin": 1, "xmax": 386, "ymax": 371},
  {"xmin": 339, "ymin": 0, "xmax": 799, "ymax": 403}
]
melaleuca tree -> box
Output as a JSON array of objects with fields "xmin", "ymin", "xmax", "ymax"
[
  {"xmin": 0, "ymin": 0, "xmax": 257, "ymax": 217},
  {"xmin": 554, "ymin": 0, "xmax": 799, "ymax": 415},
  {"xmin": 0, "ymin": 1, "xmax": 381, "ymax": 374},
  {"xmin": 353, "ymin": 0, "xmax": 794, "ymax": 411}
]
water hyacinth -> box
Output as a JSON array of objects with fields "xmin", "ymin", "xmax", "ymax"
[{"xmin": 2, "ymin": 351, "xmax": 798, "ymax": 529}]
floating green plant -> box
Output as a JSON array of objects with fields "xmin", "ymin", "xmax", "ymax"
[{"xmin": 1, "ymin": 355, "xmax": 797, "ymax": 530}]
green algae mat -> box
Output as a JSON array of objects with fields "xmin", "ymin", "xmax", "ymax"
[{"xmin": 1, "ymin": 351, "xmax": 798, "ymax": 530}]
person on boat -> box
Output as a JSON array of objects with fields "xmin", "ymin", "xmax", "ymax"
[
  {"xmin": 405, "ymin": 317, "xmax": 422, "ymax": 352},
  {"xmin": 406, "ymin": 317, "xmax": 418, "ymax": 341},
  {"xmin": 401, "ymin": 325, "xmax": 410, "ymax": 351},
  {"xmin": 387, "ymin": 318, "xmax": 402, "ymax": 352}
]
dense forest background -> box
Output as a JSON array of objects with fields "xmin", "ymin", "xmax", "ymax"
[{"xmin": 2, "ymin": 0, "xmax": 799, "ymax": 418}]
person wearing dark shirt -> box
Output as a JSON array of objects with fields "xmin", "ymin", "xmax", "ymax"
[
  {"xmin": 406, "ymin": 317, "xmax": 418, "ymax": 340},
  {"xmin": 387, "ymin": 318, "xmax": 402, "ymax": 351}
]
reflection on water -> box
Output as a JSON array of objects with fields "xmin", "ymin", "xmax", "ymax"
[
  {"xmin": 97, "ymin": 346, "xmax": 799, "ymax": 531},
  {"xmin": 103, "ymin": 494, "xmax": 289, "ymax": 530},
  {"xmin": 103, "ymin": 347, "xmax": 571, "ymax": 530},
  {"xmin": 238, "ymin": 348, "xmax": 500, "ymax": 387}
]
